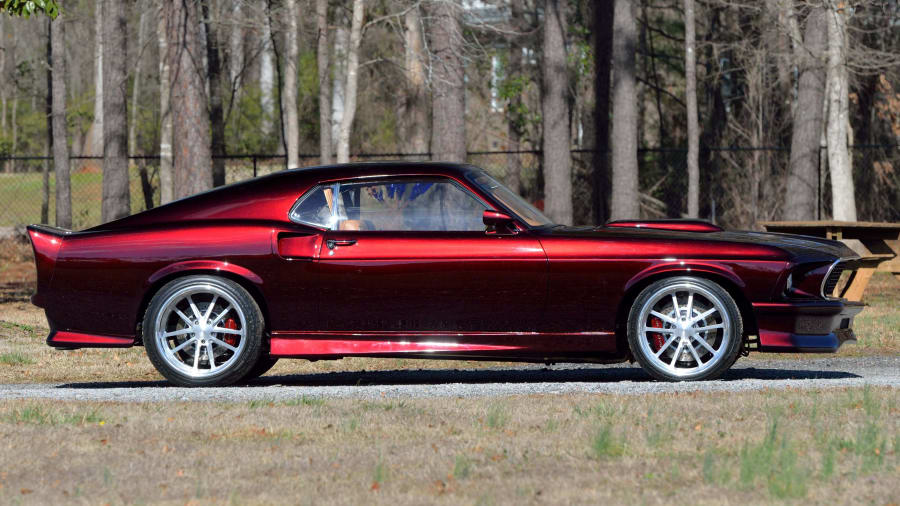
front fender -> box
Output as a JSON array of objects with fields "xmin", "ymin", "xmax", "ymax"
[{"xmin": 624, "ymin": 260, "xmax": 745, "ymax": 293}]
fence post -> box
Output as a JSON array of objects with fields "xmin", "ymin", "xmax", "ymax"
[{"xmin": 253, "ymin": 156, "xmax": 257, "ymax": 178}]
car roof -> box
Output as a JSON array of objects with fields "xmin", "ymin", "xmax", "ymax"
[{"xmin": 276, "ymin": 161, "xmax": 481, "ymax": 183}]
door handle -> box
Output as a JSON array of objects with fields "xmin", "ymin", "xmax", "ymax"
[{"xmin": 326, "ymin": 238, "xmax": 357, "ymax": 250}]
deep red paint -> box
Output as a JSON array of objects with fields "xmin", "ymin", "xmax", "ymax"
[
  {"xmin": 26, "ymin": 162, "xmax": 863, "ymax": 363},
  {"xmin": 48, "ymin": 330, "xmax": 134, "ymax": 348}
]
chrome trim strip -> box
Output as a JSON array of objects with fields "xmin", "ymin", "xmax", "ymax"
[{"xmin": 821, "ymin": 258, "xmax": 844, "ymax": 300}]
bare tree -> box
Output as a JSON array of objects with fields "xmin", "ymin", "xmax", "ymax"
[
  {"xmin": 684, "ymin": 0, "xmax": 699, "ymax": 218},
  {"xmin": 784, "ymin": 6, "xmax": 827, "ymax": 220},
  {"xmin": 82, "ymin": 0, "xmax": 103, "ymax": 163},
  {"xmin": 504, "ymin": 0, "xmax": 529, "ymax": 195},
  {"xmin": 825, "ymin": 1, "xmax": 856, "ymax": 220},
  {"xmin": 102, "ymin": 0, "xmax": 130, "ymax": 223},
  {"xmin": 203, "ymin": 0, "xmax": 227, "ymax": 186},
  {"xmin": 165, "ymin": 0, "xmax": 213, "ymax": 198},
  {"xmin": 610, "ymin": 0, "xmax": 639, "ymax": 220},
  {"xmin": 336, "ymin": 0, "xmax": 364, "ymax": 164},
  {"xmin": 428, "ymin": 0, "xmax": 466, "ymax": 163},
  {"xmin": 158, "ymin": 0, "xmax": 174, "ymax": 204},
  {"xmin": 227, "ymin": 0, "xmax": 243, "ymax": 88},
  {"xmin": 1, "ymin": 17, "xmax": 6, "ymax": 132},
  {"xmin": 400, "ymin": 4, "xmax": 429, "ymax": 158},
  {"xmin": 542, "ymin": 0, "xmax": 572, "ymax": 225},
  {"xmin": 50, "ymin": 13, "xmax": 70, "ymax": 228},
  {"xmin": 128, "ymin": 7, "xmax": 148, "ymax": 157},
  {"xmin": 260, "ymin": 7, "xmax": 275, "ymax": 136},
  {"xmin": 331, "ymin": 17, "xmax": 348, "ymax": 153},
  {"xmin": 593, "ymin": 0, "xmax": 613, "ymax": 224},
  {"xmin": 283, "ymin": 0, "xmax": 300, "ymax": 168},
  {"xmin": 316, "ymin": 0, "xmax": 332, "ymax": 164}
]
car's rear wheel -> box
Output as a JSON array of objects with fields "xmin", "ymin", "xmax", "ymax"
[
  {"xmin": 143, "ymin": 275, "xmax": 264, "ymax": 387},
  {"xmin": 627, "ymin": 276, "xmax": 742, "ymax": 381}
]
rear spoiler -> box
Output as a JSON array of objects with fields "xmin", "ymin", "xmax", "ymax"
[
  {"xmin": 605, "ymin": 219, "xmax": 723, "ymax": 233},
  {"xmin": 25, "ymin": 225, "xmax": 71, "ymax": 308}
]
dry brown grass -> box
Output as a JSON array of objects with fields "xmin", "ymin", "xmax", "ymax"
[
  {"xmin": 1, "ymin": 239, "xmax": 898, "ymax": 383},
  {"xmin": 0, "ymin": 387, "xmax": 897, "ymax": 504}
]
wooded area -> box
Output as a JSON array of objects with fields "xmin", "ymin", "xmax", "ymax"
[{"xmin": 1, "ymin": 0, "xmax": 899, "ymax": 230}]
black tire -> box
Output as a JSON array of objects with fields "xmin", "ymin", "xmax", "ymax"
[
  {"xmin": 143, "ymin": 275, "xmax": 264, "ymax": 387},
  {"xmin": 241, "ymin": 357, "xmax": 279, "ymax": 382},
  {"xmin": 627, "ymin": 276, "xmax": 742, "ymax": 381}
]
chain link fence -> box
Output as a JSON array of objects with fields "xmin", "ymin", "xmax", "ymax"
[{"xmin": 1, "ymin": 145, "xmax": 898, "ymax": 236}]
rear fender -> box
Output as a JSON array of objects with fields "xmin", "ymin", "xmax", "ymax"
[
  {"xmin": 146, "ymin": 260, "xmax": 264, "ymax": 288},
  {"xmin": 26, "ymin": 225, "xmax": 69, "ymax": 308}
]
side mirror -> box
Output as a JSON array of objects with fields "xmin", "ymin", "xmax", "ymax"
[{"xmin": 483, "ymin": 210, "xmax": 516, "ymax": 233}]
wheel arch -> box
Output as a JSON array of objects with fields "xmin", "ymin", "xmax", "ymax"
[
  {"xmin": 614, "ymin": 269, "xmax": 758, "ymax": 357},
  {"xmin": 136, "ymin": 265, "xmax": 270, "ymax": 345}
]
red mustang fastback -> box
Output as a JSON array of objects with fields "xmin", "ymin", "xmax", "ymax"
[{"xmin": 27, "ymin": 162, "xmax": 863, "ymax": 386}]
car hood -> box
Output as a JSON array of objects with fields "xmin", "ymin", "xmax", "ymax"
[{"xmin": 539, "ymin": 225, "xmax": 858, "ymax": 262}]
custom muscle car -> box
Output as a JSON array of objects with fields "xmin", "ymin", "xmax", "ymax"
[{"xmin": 27, "ymin": 162, "xmax": 864, "ymax": 386}]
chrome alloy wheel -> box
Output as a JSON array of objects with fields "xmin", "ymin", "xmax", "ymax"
[
  {"xmin": 636, "ymin": 282, "xmax": 731, "ymax": 378},
  {"xmin": 153, "ymin": 284, "xmax": 247, "ymax": 379}
]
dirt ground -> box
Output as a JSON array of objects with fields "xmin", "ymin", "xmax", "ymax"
[{"xmin": 0, "ymin": 387, "xmax": 897, "ymax": 504}]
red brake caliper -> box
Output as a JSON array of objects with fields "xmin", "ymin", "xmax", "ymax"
[
  {"xmin": 223, "ymin": 317, "xmax": 239, "ymax": 346},
  {"xmin": 649, "ymin": 316, "xmax": 666, "ymax": 352}
]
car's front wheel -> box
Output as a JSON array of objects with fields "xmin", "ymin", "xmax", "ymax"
[
  {"xmin": 627, "ymin": 276, "xmax": 742, "ymax": 381},
  {"xmin": 143, "ymin": 275, "xmax": 264, "ymax": 387}
]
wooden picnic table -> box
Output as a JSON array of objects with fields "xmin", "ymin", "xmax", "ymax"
[{"xmin": 759, "ymin": 220, "xmax": 900, "ymax": 301}]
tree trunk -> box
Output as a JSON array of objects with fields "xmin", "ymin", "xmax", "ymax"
[
  {"xmin": 784, "ymin": 7, "xmax": 826, "ymax": 221},
  {"xmin": 129, "ymin": 7, "xmax": 148, "ymax": 157},
  {"xmin": 336, "ymin": 0, "xmax": 364, "ymax": 164},
  {"xmin": 102, "ymin": 0, "xmax": 130, "ymax": 223},
  {"xmin": 165, "ymin": 0, "xmax": 213, "ymax": 199},
  {"xmin": 684, "ymin": 0, "xmax": 699, "ymax": 218},
  {"xmin": 504, "ymin": 0, "xmax": 527, "ymax": 195},
  {"xmin": 227, "ymin": 0, "xmax": 243, "ymax": 88},
  {"xmin": 1, "ymin": 17, "xmax": 6, "ymax": 132},
  {"xmin": 825, "ymin": 2, "xmax": 856, "ymax": 221},
  {"xmin": 316, "ymin": 0, "xmax": 332, "ymax": 164},
  {"xmin": 610, "ymin": 0, "xmax": 639, "ymax": 220},
  {"xmin": 203, "ymin": 0, "xmax": 227, "ymax": 185},
  {"xmin": 158, "ymin": 0, "xmax": 174, "ymax": 204},
  {"xmin": 260, "ymin": 10, "xmax": 275, "ymax": 136},
  {"xmin": 402, "ymin": 5, "xmax": 429, "ymax": 158},
  {"xmin": 592, "ymin": 0, "xmax": 613, "ymax": 224},
  {"xmin": 282, "ymin": 0, "xmax": 300, "ymax": 168},
  {"xmin": 83, "ymin": 0, "xmax": 104, "ymax": 163},
  {"xmin": 51, "ymin": 15, "xmax": 71, "ymax": 229},
  {"xmin": 43, "ymin": 20, "xmax": 51, "ymax": 225},
  {"xmin": 428, "ymin": 0, "xmax": 466, "ymax": 163},
  {"xmin": 331, "ymin": 21, "xmax": 348, "ymax": 154},
  {"xmin": 542, "ymin": 0, "xmax": 572, "ymax": 225}
]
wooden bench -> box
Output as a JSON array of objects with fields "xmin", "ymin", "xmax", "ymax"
[{"xmin": 759, "ymin": 220, "xmax": 900, "ymax": 302}]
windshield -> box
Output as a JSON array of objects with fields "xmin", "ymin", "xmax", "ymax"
[{"xmin": 465, "ymin": 170, "xmax": 554, "ymax": 228}]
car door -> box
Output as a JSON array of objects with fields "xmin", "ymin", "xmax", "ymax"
[{"xmin": 294, "ymin": 176, "xmax": 547, "ymax": 335}]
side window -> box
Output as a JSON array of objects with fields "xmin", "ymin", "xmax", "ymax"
[{"xmin": 290, "ymin": 178, "xmax": 488, "ymax": 232}]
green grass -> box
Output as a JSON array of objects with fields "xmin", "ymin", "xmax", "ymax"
[
  {"xmin": 0, "ymin": 352, "xmax": 34, "ymax": 365},
  {"xmin": 453, "ymin": 455, "xmax": 472, "ymax": 479},
  {"xmin": 590, "ymin": 423, "xmax": 625, "ymax": 458},
  {"xmin": 3, "ymin": 404, "xmax": 107, "ymax": 426}
]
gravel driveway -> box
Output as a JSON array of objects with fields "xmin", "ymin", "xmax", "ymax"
[{"xmin": 0, "ymin": 356, "xmax": 897, "ymax": 402}]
